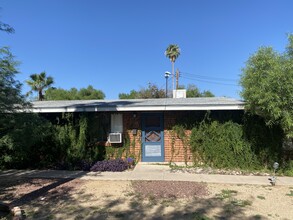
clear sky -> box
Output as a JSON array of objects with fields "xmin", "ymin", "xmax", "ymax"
[{"xmin": 1, "ymin": 0, "xmax": 293, "ymax": 99}]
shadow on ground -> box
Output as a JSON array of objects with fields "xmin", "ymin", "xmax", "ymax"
[
  {"xmin": 22, "ymin": 194, "xmax": 266, "ymax": 220},
  {"xmin": 0, "ymin": 175, "xmax": 267, "ymax": 219}
]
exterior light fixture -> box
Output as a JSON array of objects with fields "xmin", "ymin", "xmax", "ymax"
[
  {"xmin": 165, "ymin": 71, "xmax": 171, "ymax": 98},
  {"xmin": 269, "ymin": 161, "xmax": 279, "ymax": 186}
]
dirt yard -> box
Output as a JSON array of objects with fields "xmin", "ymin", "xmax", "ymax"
[{"xmin": 0, "ymin": 177, "xmax": 293, "ymax": 219}]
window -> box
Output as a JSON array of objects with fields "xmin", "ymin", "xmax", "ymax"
[{"xmin": 111, "ymin": 114, "xmax": 123, "ymax": 132}]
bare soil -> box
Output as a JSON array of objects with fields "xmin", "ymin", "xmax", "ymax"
[{"xmin": 0, "ymin": 176, "xmax": 293, "ymax": 219}]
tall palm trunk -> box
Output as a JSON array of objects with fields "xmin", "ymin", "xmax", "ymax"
[
  {"xmin": 38, "ymin": 90, "xmax": 43, "ymax": 101},
  {"xmin": 172, "ymin": 60, "xmax": 176, "ymax": 91},
  {"xmin": 165, "ymin": 44, "xmax": 180, "ymax": 93}
]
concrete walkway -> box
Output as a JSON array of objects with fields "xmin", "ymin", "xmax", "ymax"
[{"xmin": 1, "ymin": 163, "xmax": 293, "ymax": 186}]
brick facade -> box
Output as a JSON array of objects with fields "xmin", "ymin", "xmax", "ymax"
[
  {"xmin": 122, "ymin": 111, "xmax": 193, "ymax": 162},
  {"xmin": 164, "ymin": 112, "xmax": 193, "ymax": 163},
  {"xmin": 123, "ymin": 112, "xmax": 142, "ymax": 159}
]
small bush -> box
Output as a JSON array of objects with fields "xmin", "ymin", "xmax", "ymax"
[
  {"xmin": 105, "ymin": 146, "xmax": 126, "ymax": 160},
  {"xmin": 90, "ymin": 159, "xmax": 128, "ymax": 172}
]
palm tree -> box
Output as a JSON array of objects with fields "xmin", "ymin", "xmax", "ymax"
[
  {"xmin": 165, "ymin": 44, "xmax": 180, "ymax": 91},
  {"xmin": 26, "ymin": 72, "xmax": 54, "ymax": 101}
]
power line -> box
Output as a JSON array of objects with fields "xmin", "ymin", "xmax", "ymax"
[
  {"xmin": 180, "ymin": 71, "xmax": 238, "ymax": 82},
  {"xmin": 181, "ymin": 76, "xmax": 239, "ymax": 86}
]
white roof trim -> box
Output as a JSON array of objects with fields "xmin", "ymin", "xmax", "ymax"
[
  {"xmin": 31, "ymin": 104, "xmax": 244, "ymax": 113},
  {"xmin": 29, "ymin": 98, "xmax": 245, "ymax": 113}
]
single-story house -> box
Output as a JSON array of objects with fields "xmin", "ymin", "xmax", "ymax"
[{"xmin": 31, "ymin": 97, "xmax": 244, "ymax": 162}]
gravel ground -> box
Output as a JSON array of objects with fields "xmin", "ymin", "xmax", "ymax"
[
  {"xmin": 1, "ymin": 176, "xmax": 293, "ymax": 219},
  {"xmin": 132, "ymin": 180, "xmax": 209, "ymax": 199},
  {"xmin": 170, "ymin": 166, "xmax": 271, "ymax": 176}
]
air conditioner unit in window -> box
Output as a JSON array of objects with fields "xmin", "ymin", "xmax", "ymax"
[{"xmin": 108, "ymin": 132, "xmax": 122, "ymax": 143}]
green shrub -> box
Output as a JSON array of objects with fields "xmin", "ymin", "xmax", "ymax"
[
  {"xmin": 243, "ymin": 114, "xmax": 284, "ymax": 167},
  {"xmin": 54, "ymin": 113, "xmax": 102, "ymax": 168},
  {"xmin": 171, "ymin": 125, "xmax": 189, "ymax": 165},
  {"xmin": 283, "ymin": 160, "xmax": 293, "ymax": 176},
  {"xmin": 105, "ymin": 146, "xmax": 126, "ymax": 160},
  {"xmin": 0, "ymin": 112, "xmax": 125, "ymax": 170},
  {"xmin": 189, "ymin": 113, "xmax": 286, "ymax": 170},
  {"xmin": 190, "ymin": 120, "xmax": 259, "ymax": 169},
  {"xmin": 0, "ymin": 113, "xmax": 58, "ymax": 169}
]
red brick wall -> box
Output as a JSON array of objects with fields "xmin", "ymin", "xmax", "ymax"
[
  {"xmin": 122, "ymin": 112, "xmax": 193, "ymax": 163},
  {"xmin": 164, "ymin": 112, "xmax": 193, "ymax": 163},
  {"xmin": 123, "ymin": 112, "xmax": 141, "ymax": 160}
]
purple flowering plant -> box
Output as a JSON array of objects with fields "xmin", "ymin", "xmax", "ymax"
[{"xmin": 127, "ymin": 157, "xmax": 134, "ymax": 164}]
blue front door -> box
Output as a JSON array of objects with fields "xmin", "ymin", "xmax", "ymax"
[{"xmin": 141, "ymin": 113, "xmax": 164, "ymax": 162}]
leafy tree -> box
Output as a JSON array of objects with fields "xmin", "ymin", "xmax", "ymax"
[
  {"xmin": 45, "ymin": 87, "xmax": 73, "ymax": 100},
  {"xmin": 45, "ymin": 85, "xmax": 105, "ymax": 100},
  {"xmin": 0, "ymin": 19, "xmax": 14, "ymax": 33},
  {"xmin": 201, "ymin": 90, "xmax": 214, "ymax": 97},
  {"xmin": 118, "ymin": 90, "xmax": 139, "ymax": 99},
  {"xmin": 165, "ymin": 44, "xmax": 180, "ymax": 89},
  {"xmin": 78, "ymin": 85, "xmax": 105, "ymax": 100},
  {"xmin": 0, "ymin": 47, "xmax": 28, "ymax": 116},
  {"xmin": 240, "ymin": 34, "xmax": 293, "ymax": 137},
  {"xmin": 119, "ymin": 83, "xmax": 165, "ymax": 99},
  {"xmin": 0, "ymin": 20, "xmax": 59, "ymax": 169},
  {"xmin": 0, "ymin": 20, "xmax": 24, "ymax": 113},
  {"xmin": 0, "ymin": 22, "xmax": 29, "ymax": 113},
  {"xmin": 0, "ymin": 113, "xmax": 57, "ymax": 168},
  {"xmin": 120, "ymin": 83, "xmax": 214, "ymax": 99},
  {"xmin": 0, "ymin": 48, "xmax": 48, "ymax": 169},
  {"xmin": 179, "ymin": 84, "xmax": 215, "ymax": 98},
  {"xmin": 0, "ymin": 21, "xmax": 29, "ymax": 112},
  {"xmin": 26, "ymin": 72, "xmax": 54, "ymax": 101},
  {"xmin": 139, "ymin": 83, "xmax": 165, "ymax": 99}
]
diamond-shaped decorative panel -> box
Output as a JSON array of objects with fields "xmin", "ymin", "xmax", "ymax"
[{"xmin": 145, "ymin": 130, "xmax": 161, "ymax": 142}]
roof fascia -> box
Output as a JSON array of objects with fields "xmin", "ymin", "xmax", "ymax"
[{"xmin": 31, "ymin": 104, "xmax": 244, "ymax": 113}]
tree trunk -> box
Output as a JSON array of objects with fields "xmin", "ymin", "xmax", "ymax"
[
  {"xmin": 38, "ymin": 90, "xmax": 43, "ymax": 101},
  {"xmin": 172, "ymin": 61, "xmax": 175, "ymax": 91}
]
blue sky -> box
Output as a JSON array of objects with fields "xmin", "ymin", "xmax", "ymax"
[{"xmin": 1, "ymin": 0, "xmax": 292, "ymax": 99}]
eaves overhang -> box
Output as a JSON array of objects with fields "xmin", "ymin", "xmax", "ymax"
[{"xmin": 29, "ymin": 98, "xmax": 245, "ymax": 113}]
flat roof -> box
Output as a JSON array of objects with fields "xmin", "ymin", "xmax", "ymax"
[{"xmin": 30, "ymin": 97, "xmax": 244, "ymax": 113}]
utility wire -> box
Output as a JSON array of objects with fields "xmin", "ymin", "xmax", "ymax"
[
  {"xmin": 181, "ymin": 76, "xmax": 239, "ymax": 86},
  {"xmin": 180, "ymin": 71, "xmax": 238, "ymax": 82}
]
